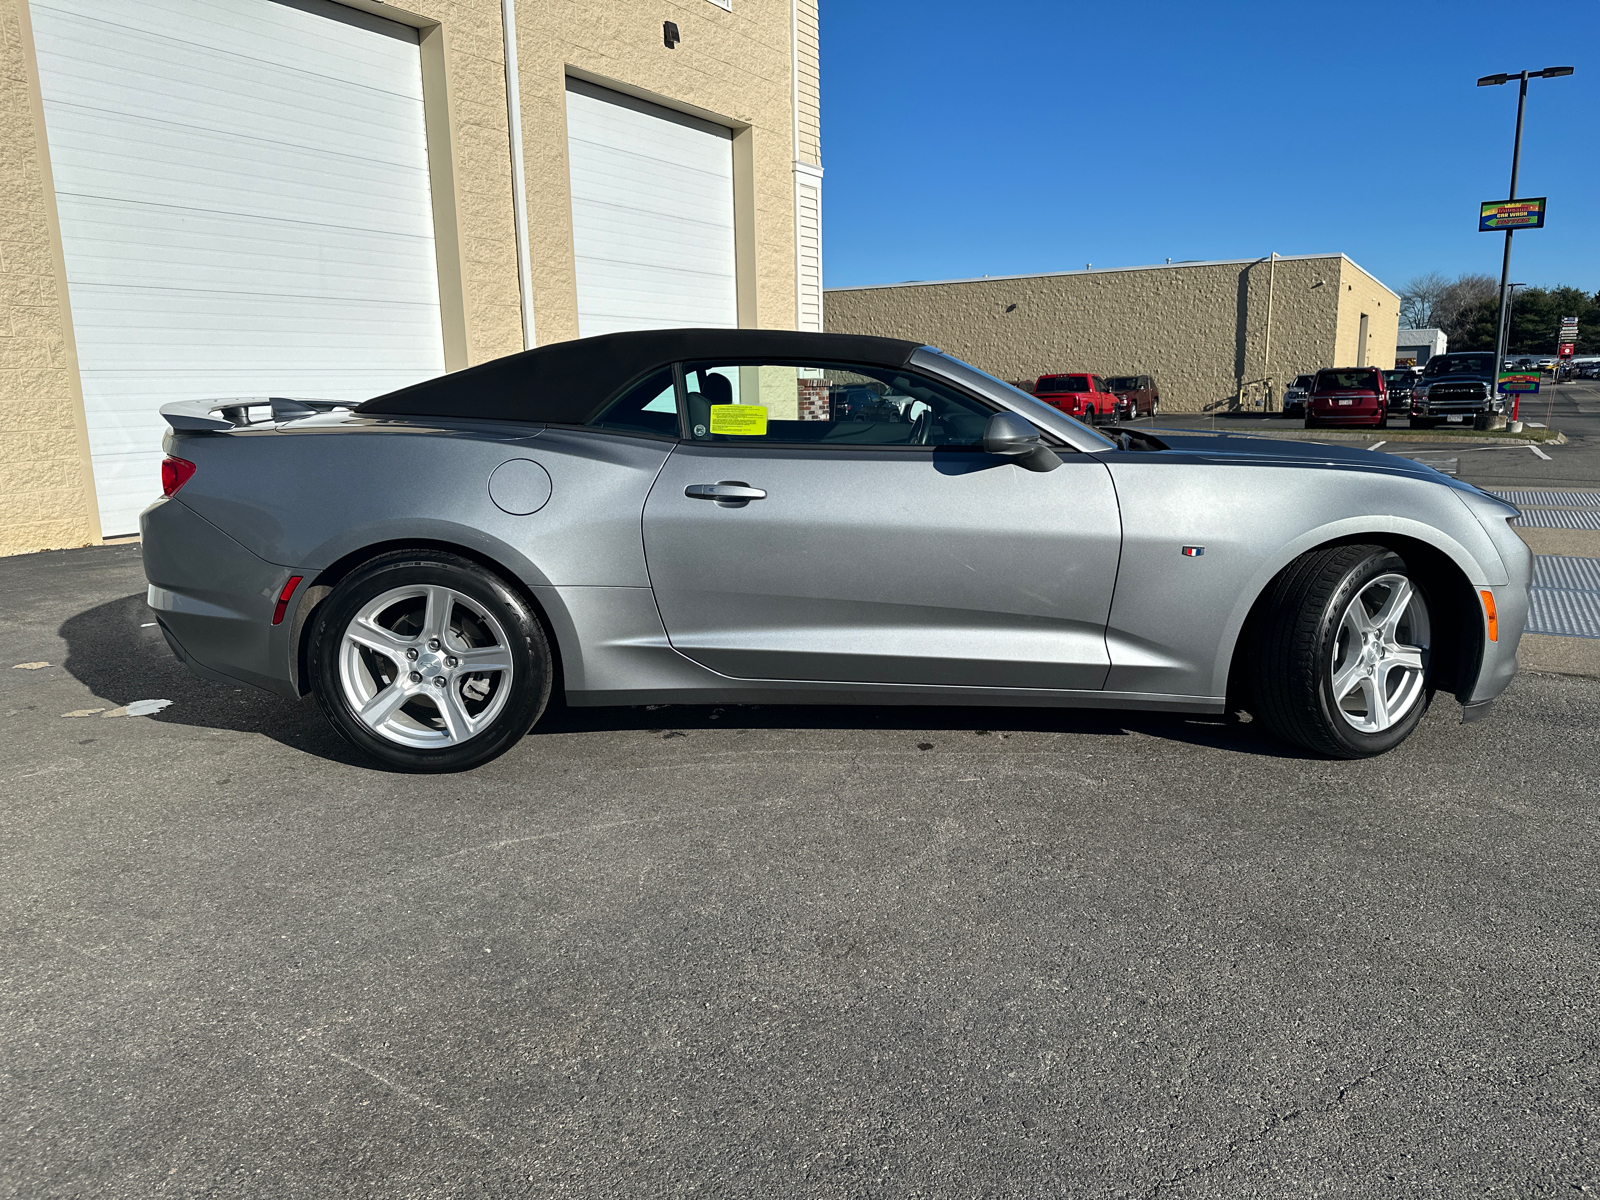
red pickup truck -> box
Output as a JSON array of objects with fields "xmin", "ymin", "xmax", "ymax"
[{"xmin": 1031, "ymin": 373, "xmax": 1118, "ymax": 423}]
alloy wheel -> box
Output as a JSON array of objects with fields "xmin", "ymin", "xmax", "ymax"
[
  {"xmin": 1328, "ymin": 572, "xmax": 1430, "ymax": 733},
  {"xmin": 338, "ymin": 584, "xmax": 515, "ymax": 748}
]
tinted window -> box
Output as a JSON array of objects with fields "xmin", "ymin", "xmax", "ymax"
[
  {"xmin": 681, "ymin": 361, "xmax": 995, "ymax": 447},
  {"xmin": 586, "ymin": 368, "xmax": 678, "ymax": 437},
  {"xmin": 1423, "ymin": 353, "xmax": 1496, "ymax": 378},
  {"xmin": 1037, "ymin": 375, "xmax": 1092, "ymax": 393},
  {"xmin": 1292, "ymin": 374, "xmax": 1316, "ymax": 389},
  {"xmin": 1315, "ymin": 369, "xmax": 1381, "ymax": 391}
]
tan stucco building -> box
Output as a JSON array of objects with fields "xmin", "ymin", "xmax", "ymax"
[
  {"xmin": 1, "ymin": 0, "xmax": 823, "ymax": 555},
  {"xmin": 826, "ymin": 254, "xmax": 1399, "ymax": 414}
]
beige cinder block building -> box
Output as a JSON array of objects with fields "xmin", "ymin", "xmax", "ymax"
[
  {"xmin": 0, "ymin": 0, "xmax": 824, "ymax": 555},
  {"xmin": 826, "ymin": 254, "xmax": 1398, "ymax": 414}
]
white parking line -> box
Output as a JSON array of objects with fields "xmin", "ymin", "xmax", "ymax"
[
  {"xmin": 1369, "ymin": 441, "xmax": 1386, "ymax": 451},
  {"xmin": 1530, "ymin": 445, "xmax": 1553, "ymax": 461}
]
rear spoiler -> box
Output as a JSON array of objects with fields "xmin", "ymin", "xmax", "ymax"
[{"xmin": 159, "ymin": 396, "xmax": 352, "ymax": 432}]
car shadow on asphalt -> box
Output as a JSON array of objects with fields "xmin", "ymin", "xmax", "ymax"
[
  {"xmin": 535, "ymin": 698, "xmax": 1301, "ymax": 758},
  {"xmin": 60, "ymin": 592, "xmax": 1304, "ymax": 767},
  {"xmin": 57, "ymin": 592, "xmax": 369, "ymax": 766}
]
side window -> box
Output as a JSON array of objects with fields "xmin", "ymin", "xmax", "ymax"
[
  {"xmin": 681, "ymin": 361, "xmax": 995, "ymax": 447},
  {"xmin": 1093, "ymin": 376, "xmax": 1109, "ymax": 393},
  {"xmin": 585, "ymin": 367, "xmax": 678, "ymax": 438}
]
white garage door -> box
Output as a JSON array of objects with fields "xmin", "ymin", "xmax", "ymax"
[
  {"xmin": 565, "ymin": 78, "xmax": 738, "ymax": 338},
  {"xmin": 30, "ymin": 0, "xmax": 447, "ymax": 536}
]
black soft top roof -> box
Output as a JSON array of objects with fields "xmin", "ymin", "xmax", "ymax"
[{"xmin": 356, "ymin": 328, "xmax": 927, "ymax": 424}]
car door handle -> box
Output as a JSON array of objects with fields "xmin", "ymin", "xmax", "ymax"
[{"xmin": 685, "ymin": 482, "xmax": 766, "ymax": 502}]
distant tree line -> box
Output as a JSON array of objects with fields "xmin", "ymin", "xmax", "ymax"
[{"xmin": 1400, "ymin": 272, "xmax": 1600, "ymax": 355}]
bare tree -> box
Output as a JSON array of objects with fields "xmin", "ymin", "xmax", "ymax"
[
  {"xmin": 1437, "ymin": 273, "xmax": 1499, "ymax": 342},
  {"xmin": 1400, "ymin": 271, "xmax": 1450, "ymax": 328}
]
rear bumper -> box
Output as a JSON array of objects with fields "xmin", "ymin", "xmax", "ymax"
[
  {"xmin": 140, "ymin": 497, "xmax": 301, "ymax": 699},
  {"xmin": 1307, "ymin": 409, "xmax": 1384, "ymax": 426}
]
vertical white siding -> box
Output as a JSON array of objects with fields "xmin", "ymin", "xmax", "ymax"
[{"xmin": 795, "ymin": 168, "xmax": 823, "ymax": 332}]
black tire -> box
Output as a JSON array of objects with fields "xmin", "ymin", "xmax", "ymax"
[
  {"xmin": 1247, "ymin": 545, "xmax": 1433, "ymax": 759},
  {"xmin": 309, "ymin": 549, "xmax": 552, "ymax": 772},
  {"xmin": 1151, "ymin": 397, "xmax": 1161, "ymax": 417},
  {"xmin": 1303, "ymin": 417, "xmax": 1315, "ymax": 429}
]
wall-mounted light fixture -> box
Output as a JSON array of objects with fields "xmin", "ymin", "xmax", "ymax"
[{"xmin": 663, "ymin": 21, "xmax": 680, "ymax": 48}]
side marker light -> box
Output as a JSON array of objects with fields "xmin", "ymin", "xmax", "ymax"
[
  {"xmin": 1480, "ymin": 590, "xmax": 1498, "ymax": 642},
  {"xmin": 272, "ymin": 576, "xmax": 303, "ymax": 626}
]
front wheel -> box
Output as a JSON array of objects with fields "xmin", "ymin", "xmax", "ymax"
[
  {"xmin": 309, "ymin": 550, "xmax": 553, "ymax": 772},
  {"xmin": 1247, "ymin": 545, "xmax": 1433, "ymax": 758},
  {"xmin": 1150, "ymin": 397, "xmax": 1160, "ymax": 417}
]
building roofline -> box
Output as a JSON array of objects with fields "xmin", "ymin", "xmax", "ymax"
[{"xmin": 825, "ymin": 253, "xmax": 1400, "ymax": 297}]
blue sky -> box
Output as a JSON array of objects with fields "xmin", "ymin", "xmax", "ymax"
[{"xmin": 820, "ymin": 0, "xmax": 1598, "ymax": 296}]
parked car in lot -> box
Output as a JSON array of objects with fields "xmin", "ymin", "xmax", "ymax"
[
  {"xmin": 1031, "ymin": 373, "xmax": 1119, "ymax": 423},
  {"xmin": 1281, "ymin": 373, "xmax": 1316, "ymax": 417},
  {"xmin": 143, "ymin": 328, "xmax": 1528, "ymax": 771},
  {"xmin": 1103, "ymin": 375, "xmax": 1161, "ymax": 419},
  {"xmin": 1411, "ymin": 352, "xmax": 1506, "ymax": 429},
  {"xmin": 1382, "ymin": 369, "xmax": 1416, "ymax": 415},
  {"xmin": 1306, "ymin": 367, "xmax": 1388, "ymax": 428}
]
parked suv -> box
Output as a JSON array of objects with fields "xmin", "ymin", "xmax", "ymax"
[
  {"xmin": 1410, "ymin": 352, "xmax": 1505, "ymax": 429},
  {"xmin": 1032, "ymin": 374, "xmax": 1119, "ymax": 423},
  {"xmin": 1281, "ymin": 373, "xmax": 1316, "ymax": 417},
  {"xmin": 1102, "ymin": 375, "xmax": 1161, "ymax": 419},
  {"xmin": 1307, "ymin": 367, "xmax": 1387, "ymax": 428},
  {"xmin": 1382, "ymin": 369, "xmax": 1415, "ymax": 415}
]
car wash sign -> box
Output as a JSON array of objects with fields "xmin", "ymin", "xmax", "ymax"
[{"xmin": 1480, "ymin": 198, "xmax": 1546, "ymax": 231}]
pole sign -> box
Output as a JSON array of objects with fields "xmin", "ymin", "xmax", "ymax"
[
  {"xmin": 1559, "ymin": 343, "xmax": 1575, "ymax": 359},
  {"xmin": 1479, "ymin": 198, "xmax": 1547, "ymax": 231},
  {"xmin": 1499, "ymin": 371, "xmax": 1541, "ymax": 394}
]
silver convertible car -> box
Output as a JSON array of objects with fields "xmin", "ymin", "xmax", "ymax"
[{"xmin": 141, "ymin": 329, "xmax": 1530, "ymax": 772}]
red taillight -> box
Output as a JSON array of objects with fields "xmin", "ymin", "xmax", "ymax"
[
  {"xmin": 161, "ymin": 456, "xmax": 196, "ymax": 498},
  {"xmin": 271, "ymin": 576, "xmax": 303, "ymax": 626}
]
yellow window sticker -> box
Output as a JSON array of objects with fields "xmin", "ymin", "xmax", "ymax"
[{"xmin": 708, "ymin": 404, "xmax": 768, "ymax": 436}]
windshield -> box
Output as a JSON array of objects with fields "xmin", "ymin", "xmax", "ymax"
[
  {"xmin": 1424, "ymin": 353, "xmax": 1496, "ymax": 378},
  {"xmin": 1383, "ymin": 371, "xmax": 1411, "ymax": 386},
  {"xmin": 921, "ymin": 351, "xmax": 1117, "ymax": 451},
  {"xmin": 1291, "ymin": 374, "xmax": 1315, "ymax": 389},
  {"xmin": 1036, "ymin": 375, "xmax": 1092, "ymax": 393},
  {"xmin": 1104, "ymin": 376, "xmax": 1138, "ymax": 391}
]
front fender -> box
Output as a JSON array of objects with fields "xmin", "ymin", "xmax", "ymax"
[{"xmin": 1103, "ymin": 457, "xmax": 1511, "ymax": 699}]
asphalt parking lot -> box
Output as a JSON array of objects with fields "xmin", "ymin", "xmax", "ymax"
[
  {"xmin": 1149, "ymin": 376, "xmax": 1600, "ymax": 494},
  {"xmin": 4, "ymin": 530, "xmax": 1599, "ymax": 1195}
]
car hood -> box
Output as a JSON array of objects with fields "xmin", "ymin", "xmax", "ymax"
[{"xmin": 1136, "ymin": 429, "xmax": 1472, "ymax": 486}]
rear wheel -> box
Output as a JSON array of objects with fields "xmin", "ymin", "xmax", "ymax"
[
  {"xmin": 1248, "ymin": 545, "xmax": 1433, "ymax": 758},
  {"xmin": 1151, "ymin": 397, "xmax": 1160, "ymax": 417},
  {"xmin": 309, "ymin": 550, "xmax": 552, "ymax": 772}
]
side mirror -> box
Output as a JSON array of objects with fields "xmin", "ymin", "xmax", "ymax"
[{"xmin": 982, "ymin": 412, "xmax": 1062, "ymax": 472}]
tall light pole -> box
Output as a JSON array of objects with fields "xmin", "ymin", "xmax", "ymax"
[{"xmin": 1477, "ymin": 66, "xmax": 1573, "ymax": 378}]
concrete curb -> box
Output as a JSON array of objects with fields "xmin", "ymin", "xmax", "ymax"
[{"xmin": 1519, "ymin": 634, "xmax": 1600, "ymax": 681}]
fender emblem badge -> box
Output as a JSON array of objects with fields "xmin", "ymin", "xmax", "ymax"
[{"xmin": 1182, "ymin": 546, "xmax": 1204, "ymax": 557}]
